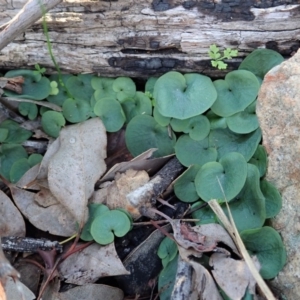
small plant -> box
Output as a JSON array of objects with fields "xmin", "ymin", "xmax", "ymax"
[{"xmin": 208, "ymin": 44, "xmax": 238, "ymax": 70}]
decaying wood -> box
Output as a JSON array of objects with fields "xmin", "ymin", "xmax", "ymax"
[
  {"xmin": 1, "ymin": 237, "xmax": 63, "ymax": 253},
  {"xmin": 0, "ymin": 1, "xmax": 300, "ymax": 78},
  {"xmin": 0, "ymin": 0, "xmax": 62, "ymax": 51}
]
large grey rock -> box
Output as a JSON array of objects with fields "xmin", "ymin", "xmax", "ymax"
[{"xmin": 256, "ymin": 49, "xmax": 300, "ymax": 300}]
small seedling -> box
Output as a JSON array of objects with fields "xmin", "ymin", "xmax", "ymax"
[{"xmin": 208, "ymin": 44, "xmax": 238, "ymax": 70}]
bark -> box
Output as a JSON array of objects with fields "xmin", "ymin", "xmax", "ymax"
[{"xmin": 0, "ymin": 0, "xmax": 299, "ymax": 78}]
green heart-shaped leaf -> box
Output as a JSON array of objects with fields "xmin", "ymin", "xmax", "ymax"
[
  {"xmin": 195, "ymin": 152, "xmax": 247, "ymax": 202},
  {"xmin": 145, "ymin": 77, "xmax": 158, "ymax": 94},
  {"xmin": 158, "ymin": 254, "xmax": 178, "ymax": 300},
  {"xmin": 42, "ymin": 111, "xmax": 66, "ymax": 138},
  {"xmin": 241, "ymin": 226, "xmax": 286, "ymax": 279},
  {"xmin": 260, "ymin": 180, "xmax": 282, "ymax": 219},
  {"xmin": 175, "ymin": 135, "xmax": 217, "ymax": 167},
  {"xmin": 209, "ymin": 127, "xmax": 262, "ymax": 161},
  {"xmin": 112, "ymin": 77, "xmax": 136, "ymax": 102},
  {"xmin": 18, "ymin": 102, "xmax": 38, "ymax": 120},
  {"xmin": 93, "ymin": 97, "xmax": 126, "ymax": 132},
  {"xmin": 222, "ymin": 163, "xmax": 266, "ymax": 232},
  {"xmin": 249, "ymin": 145, "xmax": 267, "ymax": 177},
  {"xmin": 121, "ymin": 92, "xmax": 152, "ymax": 122},
  {"xmin": 0, "ymin": 120, "xmax": 32, "ymax": 144},
  {"xmin": 211, "ymin": 70, "xmax": 260, "ymax": 117},
  {"xmin": 9, "ymin": 158, "xmax": 31, "ymax": 183},
  {"xmin": 28, "ymin": 153, "xmax": 43, "ymax": 167},
  {"xmin": 239, "ymin": 49, "xmax": 284, "ymax": 79},
  {"xmin": 153, "ymin": 106, "xmax": 170, "ymax": 127},
  {"xmin": 4, "ymin": 72, "xmax": 51, "ymax": 100},
  {"xmin": 125, "ymin": 115, "xmax": 176, "ymax": 158},
  {"xmin": 157, "ymin": 237, "xmax": 178, "ymax": 267},
  {"xmin": 91, "ymin": 210, "xmax": 131, "ymax": 245},
  {"xmin": 92, "ymin": 77, "xmax": 117, "ymax": 99},
  {"xmin": 81, "ymin": 204, "xmax": 110, "ymax": 241},
  {"xmin": 66, "ymin": 74, "xmax": 95, "ymax": 102},
  {"xmin": 191, "ymin": 201, "xmax": 217, "ymax": 225},
  {"xmin": 0, "ymin": 144, "xmax": 28, "ymax": 180},
  {"xmin": 63, "ymin": 98, "xmax": 92, "ymax": 123},
  {"xmin": 226, "ymin": 100, "xmax": 259, "ymax": 134},
  {"xmin": 206, "ymin": 110, "xmax": 227, "ymax": 130},
  {"xmin": 153, "ymin": 71, "xmax": 217, "ymax": 119},
  {"xmin": 174, "ymin": 165, "xmax": 201, "ymax": 202}
]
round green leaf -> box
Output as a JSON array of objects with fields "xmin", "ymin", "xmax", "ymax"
[
  {"xmin": 5, "ymin": 70, "xmax": 51, "ymax": 100},
  {"xmin": 260, "ymin": 180, "xmax": 282, "ymax": 219},
  {"xmin": 63, "ymin": 98, "xmax": 92, "ymax": 123},
  {"xmin": 0, "ymin": 128, "xmax": 8, "ymax": 142},
  {"xmin": 170, "ymin": 118, "xmax": 189, "ymax": 132},
  {"xmin": 158, "ymin": 254, "xmax": 178, "ymax": 300},
  {"xmin": 183, "ymin": 115, "xmax": 210, "ymax": 141},
  {"xmin": 240, "ymin": 226, "xmax": 287, "ymax": 279},
  {"xmin": 153, "ymin": 106, "xmax": 170, "ymax": 127},
  {"xmin": 66, "ymin": 74, "xmax": 95, "ymax": 102},
  {"xmin": 209, "ymin": 127, "xmax": 262, "ymax": 161},
  {"xmin": 92, "ymin": 77, "xmax": 116, "ymax": 99},
  {"xmin": 239, "ymin": 49, "xmax": 284, "ymax": 79},
  {"xmin": 157, "ymin": 237, "xmax": 178, "ymax": 267},
  {"xmin": 195, "ymin": 152, "xmax": 247, "ymax": 202},
  {"xmin": 18, "ymin": 102, "xmax": 38, "ymax": 120},
  {"xmin": 0, "ymin": 120, "xmax": 32, "ymax": 144},
  {"xmin": 121, "ymin": 92, "xmax": 152, "ymax": 122},
  {"xmin": 249, "ymin": 145, "xmax": 267, "ymax": 177},
  {"xmin": 125, "ymin": 115, "xmax": 176, "ymax": 158},
  {"xmin": 222, "ymin": 163, "xmax": 266, "ymax": 232},
  {"xmin": 28, "ymin": 153, "xmax": 43, "ymax": 167},
  {"xmin": 0, "ymin": 144, "xmax": 28, "ymax": 180},
  {"xmin": 153, "ymin": 71, "xmax": 217, "ymax": 119},
  {"xmin": 42, "ymin": 111, "xmax": 66, "ymax": 138},
  {"xmin": 9, "ymin": 158, "xmax": 31, "ymax": 183},
  {"xmin": 81, "ymin": 204, "xmax": 110, "ymax": 241},
  {"xmin": 226, "ymin": 100, "xmax": 259, "ymax": 134},
  {"xmin": 211, "ymin": 70, "xmax": 260, "ymax": 117},
  {"xmin": 47, "ymin": 74, "xmax": 72, "ymax": 106},
  {"xmin": 145, "ymin": 77, "xmax": 158, "ymax": 94},
  {"xmin": 191, "ymin": 201, "xmax": 217, "ymax": 225},
  {"xmin": 206, "ymin": 110, "xmax": 227, "ymax": 130},
  {"xmin": 93, "ymin": 97, "xmax": 126, "ymax": 132},
  {"xmin": 174, "ymin": 165, "xmax": 201, "ymax": 202},
  {"xmin": 175, "ymin": 135, "xmax": 217, "ymax": 167},
  {"xmin": 90, "ymin": 210, "xmax": 131, "ymax": 245},
  {"xmin": 112, "ymin": 77, "xmax": 136, "ymax": 102}
]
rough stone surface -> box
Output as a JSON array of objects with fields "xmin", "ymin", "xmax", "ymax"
[{"xmin": 256, "ymin": 49, "xmax": 300, "ymax": 300}]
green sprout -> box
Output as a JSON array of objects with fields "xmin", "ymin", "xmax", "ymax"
[{"xmin": 208, "ymin": 44, "xmax": 238, "ymax": 70}]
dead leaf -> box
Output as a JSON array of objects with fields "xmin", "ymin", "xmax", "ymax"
[
  {"xmin": 189, "ymin": 259, "xmax": 223, "ymax": 300},
  {"xmin": 100, "ymin": 148, "xmax": 173, "ymax": 183},
  {"xmin": 0, "ymin": 190, "xmax": 25, "ymax": 236},
  {"xmin": 15, "ymin": 164, "xmax": 40, "ymax": 190},
  {"xmin": 210, "ymin": 253, "xmax": 260, "ymax": 300},
  {"xmin": 192, "ymin": 223, "xmax": 240, "ymax": 256},
  {"xmin": 91, "ymin": 169, "xmax": 150, "ymax": 219},
  {"xmin": 58, "ymin": 243, "xmax": 129, "ymax": 285},
  {"xmin": 10, "ymin": 187, "xmax": 77, "ymax": 237},
  {"xmin": 58, "ymin": 284, "xmax": 124, "ymax": 300},
  {"xmin": 48, "ymin": 118, "xmax": 107, "ymax": 225},
  {"xmin": 171, "ymin": 220, "xmax": 217, "ymax": 254},
  {"xmin": 4, "ymin": 278, "xmax": 35, "ymax": 300}
]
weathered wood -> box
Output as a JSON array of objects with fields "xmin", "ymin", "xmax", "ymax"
[{"xmin": 0, "ymin": 0, "xmax": 300, "ymax": 78}]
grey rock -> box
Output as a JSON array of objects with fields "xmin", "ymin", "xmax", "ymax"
[{"xmin": 256, "ymin": 49, "xmax": 300, "ymax": 300}]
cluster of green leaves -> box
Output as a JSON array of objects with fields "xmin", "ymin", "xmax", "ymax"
[
  {"xmin": 153, "ymin": 48, "xmax": 286, "ymax": 299},
  {"xmin": 80, "ymin": 203, "xmax": 133, "ymax": 245},
  {"xmin": 208, "ymin": 44, "xmax": 238, "ymax": 70},
  {"xmin": 0, "ymin": 120, "xmax": 42, "ymax": 183}
]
